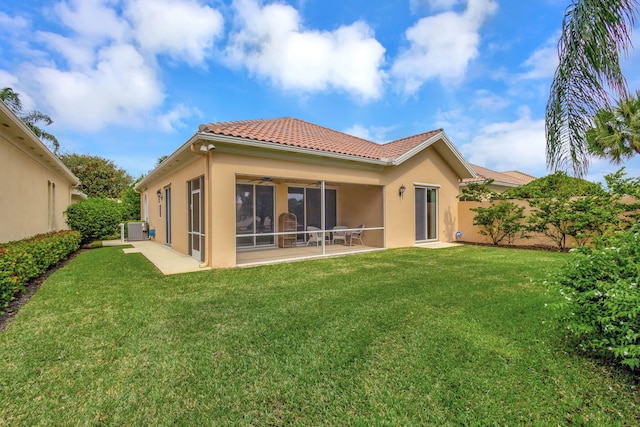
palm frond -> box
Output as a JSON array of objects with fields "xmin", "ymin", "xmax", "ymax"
[{"xmin": 546, "ymin": 0, "xmax": 638, "ymax": 176}]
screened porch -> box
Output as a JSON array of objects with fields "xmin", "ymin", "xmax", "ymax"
[{"xmin": 234, "ymin": 175, "xmax": 384, "ymax": 266}]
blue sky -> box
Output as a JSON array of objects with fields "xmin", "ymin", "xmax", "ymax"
[{"xmin": 1, "ymin": 0, "xmax": 640, "ymax": 182}]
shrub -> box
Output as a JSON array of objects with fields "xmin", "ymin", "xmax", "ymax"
[
  {"xmin": 66, "ymin": 198, "xmax": 123, "ymax": 243},
  {"xmin": 470, "ymin": 201, "xmax": 526, "ymax": 245},
  {"xmin": 0, "ymin": 231, "xmax": 81, "ymax": 312},
  {"xmin": 549, "ymin": 225, "xmax": 640, "ymax": 370}
]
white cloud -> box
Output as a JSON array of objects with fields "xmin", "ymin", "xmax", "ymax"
[
  {"xmin": 156, "ymin": 103, "xmax": 201, "ymax": 132},
  {"xmin": 343, "ymin": 124, "xmax": 394, "ymax": 142},
  {"xmin": 32, "ymin": 44, "xmax": 164, "ymax": 131},
  {"xmin": 473, "ymin": 89, "xmax": 509, "ymax": 110},
  {"xmin": 126, "ymin": 0, "xmax": 224, "ymax": 65},
  {"xmin": 520, "ymin": 35, "xmax": 559, "ymax": 80},
  {"xmin": 0, "ymin": 11, "xmax": 29, "ymax": 32},
  {"xmin": 392, "ymin": 0, "xmax": 497, "ymax": 94},
  {"xmin": 225, "ymin": 0, "xmax": 386, "ymax": 101},
  {"xmin": 54, "ymin": 0, "xmax": 130, "ymax": 44},
  {"xmin": 0, "ymin": 70, "xmax": 19, "ymax": 90},
  {"xmin": 460, "ymin": 106, "xmax": 546, "ymax": 173},
  {"xmin": 410, "ymin": 0, "xmax": 461, "ymax": 12},
  {"xmin": 2, "ymin": 0, "xmax": 225, "ymax": 132}
]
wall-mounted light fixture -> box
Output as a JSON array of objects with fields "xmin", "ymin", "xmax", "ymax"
[
  {"xmin": 399, "ymin": 184, "xmax": 406, "ymax": 198},
  {"xmin": 156, "ymin": 189, "xmax": 163, "ymax": 201}
]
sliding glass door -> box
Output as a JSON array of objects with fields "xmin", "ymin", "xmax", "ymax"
[
  {"xmin": 415, "ymin": 187, "xmax": 438, "ymax": 241},
  {"xmin": 287, "ymin": 187, "xmax": 336, "ymax": 242},
  {"xmin": 236, "ymin": 183, "xmax": 275, "ymax": 248}
]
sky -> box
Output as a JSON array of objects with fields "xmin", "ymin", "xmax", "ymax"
[{"xmin": 1, "ymin": 0, "xmax": 640, "ymax": 183}]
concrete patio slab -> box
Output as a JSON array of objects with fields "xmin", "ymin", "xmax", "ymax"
[
  {"xmin": 414, "ymin": 242, "xmax": 462, "ymax": 249},
  {"xmin": 102, "ymin": 240, "xmax": 210, "ymax": 275}
]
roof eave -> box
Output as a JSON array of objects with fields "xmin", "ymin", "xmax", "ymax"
[{"xmin": 0, "ymin": 102, "xmax": 80, "ymax": 187}]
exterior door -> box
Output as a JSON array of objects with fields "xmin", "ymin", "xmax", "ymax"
[
  {"xmin": 415, "ymin": 187, "xmax": 438, "ymax": 241},
  {"xmin": 188, "ymin": 177, "xmax": 204, "ymax": 261}
]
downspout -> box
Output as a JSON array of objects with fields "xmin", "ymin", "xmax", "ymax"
[{"xmin": 191, "ymin": 141, "xmax": 214, "ymax": 268}]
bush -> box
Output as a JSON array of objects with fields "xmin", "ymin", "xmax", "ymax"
[
  {"xmin": 470, "ymin": 201, "xmax": 526, "ymax": 245},
  {"xmin": 549, "ymin": 225, "xmax": 640, "ymax": 370},
  {"xmin": 66, "ymin": 198, "xmax": 123, "ymax": 243},
  {"xmin": 0, "ymin": 231, "xmax": 81, "ymax": 312}
]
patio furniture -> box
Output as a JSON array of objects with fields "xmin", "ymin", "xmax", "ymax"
[
  {"xmin": 278, "ymin": 212, "xmax": 297, "ymax": 248},
  {"xmin": 349, "ymin": 224, "xmax": 364, "ymax": 246},
  {"xmin": 332, "ymin": 225, "xmax": 348, "ymax": 245},
  {"xmin": 306, "ymin": 226, "xmax": 323, "ymax": 246}
]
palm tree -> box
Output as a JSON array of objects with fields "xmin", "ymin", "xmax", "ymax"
[
  {"xmin": 0, "ymin": 87, "xmax": 60, "ymax": 153},
  {"xmin": 586, "ymin": 91, "xmax": 640, "ymax": 163},
  {"xmin": 546, "ymin": 0, "xmax": 638, "ymax": 177}
]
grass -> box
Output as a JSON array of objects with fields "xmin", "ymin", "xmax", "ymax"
[{"xmin": 0, "ymin": 245, "xmax": 638, "ymax": 425}]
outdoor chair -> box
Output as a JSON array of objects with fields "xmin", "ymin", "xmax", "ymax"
[
  {"xmin": 332, "ymin": 225, "xmax": 348, "ymax": 245},
  {"xmin": 349, "ymin": 224, "xmax": 364, "ymax": 246},
  {"xmin": 306, "ymin": 226, "xmax": 323, "ymax": 246}
]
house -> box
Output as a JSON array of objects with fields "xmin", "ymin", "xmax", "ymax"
[
  {"xmin": 0, "ymin": 101, "xmax": 82, "ymax": 243},
  {"xmin": 460, "ymin": 164, "xmax": 536, "ymax": 193},
  {"xmin": 135, "ymin": 117, "xmax": 475, "ymax": 268}
]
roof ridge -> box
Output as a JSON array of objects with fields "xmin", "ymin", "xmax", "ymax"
[{"xmin": 383, "ymin": 128, "xmax": 443, "ymax": 145}]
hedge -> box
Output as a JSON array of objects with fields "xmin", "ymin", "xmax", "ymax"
[{"xmin": 0, "ymin": 230, "xmax": 81, "ymax": 313}]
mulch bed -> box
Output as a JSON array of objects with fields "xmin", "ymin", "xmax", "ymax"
[{"xmin": 0, "ymin": 249, "xmax": 86, "ymax": 333}]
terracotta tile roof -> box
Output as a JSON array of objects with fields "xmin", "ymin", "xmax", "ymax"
[
  {"xmin": 501, "ymin": 170, "xmax": 536, "ymax": 183},
  {"xmin": 462, "ymin": 164, "xmax": 536, "ymax": 186},
  {"xmin": 198, "ymin": 117, "xmax": 442, "ymax": 161},
  {"xmin": 381, "ymin": 129, "xmax": 442, "ymax": 159}
]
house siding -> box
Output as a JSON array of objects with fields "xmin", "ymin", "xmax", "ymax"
[{"xmin": 0, "ymin": 122, "xmax": 77, "ymax": 243}]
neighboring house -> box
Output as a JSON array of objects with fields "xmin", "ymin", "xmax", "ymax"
[
  {"xmin": 0, "ymin": 101, "xmax": 82, "ymax": 243},
  {"xmin": 460, "ymin": 164, "xmax": 536, "ymax": 193},
  {"xmin": 135, "ymin": 117, "xmax": 475, "ymax": 268}
]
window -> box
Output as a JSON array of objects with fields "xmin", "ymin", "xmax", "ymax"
[
  {"xmin": 236, "ymin": 183, "xmax": 275, "ymax": 248},
  {"xmin": 47, "ymin": 181, "xmax": 56, "ymax": 231}
]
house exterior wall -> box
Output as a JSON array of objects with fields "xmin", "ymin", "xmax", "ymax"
[
  {"xmin": 382, "ymin": 144, "xmax": 461, "ymax": 248},
  {"xmin": 141, "ymin": 157, "xmax": 206, "ymax": 256},
  {"xmin": 458, "ymin": 200, "xmax": 577, "ymax": 248},
  {"xmin": 138, "ymin": 134, "xmax": 466, "ymax": 268},
  {"xmin": 0, "ymin": 107, "xmax": 79, "ymax": 243}
]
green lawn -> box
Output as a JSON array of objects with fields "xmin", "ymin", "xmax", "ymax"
[{"xmin": 0, "ymin": 246, "xmax": 638, "ymax": 425}]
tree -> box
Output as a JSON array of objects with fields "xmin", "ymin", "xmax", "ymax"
[
  {"xmin": 121, "ymin": 181, "xmax": 142, "ymax": 221},
  {"xmin": 0, "ymin": 87, "xmax": 60, "ymax": 153},
  {"xmin": 470, "ymin": 201, "xmax": 526, "ymax": 246},
  {"xmin": 59, "ymin": 153, "xmax": 132, "ymax": 199},
  {"xmin": 506, "ymin": 171, "xmax": 605, "ymax": 200},
  {"xmin": 458, "ymin": 179, "xmax": 501, "ymax": 202},
  {"xmin": 586, "ymin": 91, "xmax": 640, "ymax": 163},
  {"xmin": 546, "ymin": 0, "xmax": 638, "ymax": 176}
]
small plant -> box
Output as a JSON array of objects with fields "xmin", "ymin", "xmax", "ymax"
[
  {"xmin": 549, "ymin": 225, "xmax": 640, "ymax": 370},
  {"xmin": 470, "ymin": 201, "xmax": 526, "ymax": 245},
  {"xmin": 65, "ymin": 198, "xmax": 123, "ymax": 244}
]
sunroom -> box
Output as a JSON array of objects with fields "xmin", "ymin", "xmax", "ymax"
[{"xmin": 234, "ymin": 174, "xmax": 385, "ymax": 266}]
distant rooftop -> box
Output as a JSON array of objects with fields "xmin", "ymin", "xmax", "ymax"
[{"xmin": 462, "ymin": 164, "xmax": 536, "ymax": 186}]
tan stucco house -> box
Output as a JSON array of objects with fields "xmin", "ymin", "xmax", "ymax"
[
  {"xmin": 0, "ymin": 101, "xmax": 82, "ymax": 243},
  {"xmin": 135, "ymin": 117, "xmax": 475, "ymax": 268}
]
